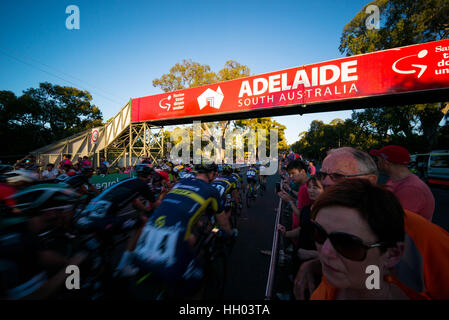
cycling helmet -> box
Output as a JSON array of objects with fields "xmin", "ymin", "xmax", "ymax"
[
  {"xmin": 10, "ymin": 183, "xmax": 79, "ymax": 215},
  {"xmin": 151, "ymin": 171, "xmax": 163, "ymax": 184},
  {"xmin": 135, "ymin": 164, "xmax": 154, "ymax": 177},
  {"xmin": 194, "ymin": 163, "xmax": 218, "ymax": 174},
  {"xmin": 161, "ymin": 164, "xmax": 170, "ymax": 172},
  {"xmin": 234, "ymin": 167, "xmax": 241, "ymax": 173},
  {"xmin": 81, "ymin": 166, "xmax": 94, "ymax": 174},
  {"xmin": 0, "ymin": 164, "xmax": 13, "ymax": 174},
  {"xmin": 222, "ymin": 165, "xmax": 233, "ymax": 175},
  {"xmin": 5, "ymin": 169, "xmax": 39, "ymax": 184},
  {"xmin": 55, "ymin": 173, "xmax": 70, "ymax": 183}
]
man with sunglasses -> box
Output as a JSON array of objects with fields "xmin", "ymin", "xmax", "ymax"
[{"xmin": 294, "ymin": 147, "xmax": 449, "ymax": 300}]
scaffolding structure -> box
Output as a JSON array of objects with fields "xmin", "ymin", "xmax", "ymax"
[{"xmin": 31, "ymin": 101, "xmax": 165, "ymax": 168}]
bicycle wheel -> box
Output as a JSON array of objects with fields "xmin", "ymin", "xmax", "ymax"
[
  {"xmin": 259, "ymin": 183, "xmax": 265, "ymax": 196},
  {"xmin": 231, "ymin": 206, "xmax": 238, "ymax": 229},
  {"xmin": 202, "ymin": 252, "xmax": 227, "ymax": 300}
]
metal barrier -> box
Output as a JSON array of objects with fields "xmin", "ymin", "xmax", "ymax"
[{"xmin": 264, "ymin": 197, "xmax": 283, "ymax": 300}]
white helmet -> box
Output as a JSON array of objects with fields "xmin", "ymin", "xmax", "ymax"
[{"xmin": 6, "ymin": 169, "xmax": 39, "ymax": 184}]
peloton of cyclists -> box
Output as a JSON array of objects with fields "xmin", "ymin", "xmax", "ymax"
[{"xmin": 118, "ymin": 163, "xmax": 237, "ymax": 299}]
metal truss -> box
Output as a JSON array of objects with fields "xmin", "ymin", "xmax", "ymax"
[{"xmin": 31, "ymin": 101, "xmax": 164, "ymax": 168}]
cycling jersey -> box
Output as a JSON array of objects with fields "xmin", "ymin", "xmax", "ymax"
[
  {"xmin": 0, "ymin": 183, "xmax": 18, "ymax": 214},
  {"xmin": 178, "ymin": 169, "xmax": 196, "ymax": 180},
  {"xmin": 231, "ymin": 173, "xmax": 243, "ymax": 189},
  {"xmin": 133, "ymin": 177, "xmax": 224, "ymax": 288},
  {"xmin": 57, "ymin": 173, "xmax": 92, "ymax": 190},
  {"xmin": 211, "ymin": 175, "xmax": 237, "ymax": 209},
  {"xmin": 246, "ymin": 167, "xmax": 259, "ymax": 183},
  {"xmin": 77, "ymin": 177, "xmax": 155, "ymax": 231}
]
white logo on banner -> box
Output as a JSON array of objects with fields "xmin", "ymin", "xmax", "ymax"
[
  {"xmin": 91, "ymin": 129, "xmax": 99, "ymax": 144},
  {"xmin": 159, "ymin": 95, "xmax": 172, "ymax": 111},
  {"xmin": 197, "ymin": 86, "xmax": 224, "ymax": 110},
  {"xmin": 392, "ymin": 49, "xmax": 428, "ymax": 78}
]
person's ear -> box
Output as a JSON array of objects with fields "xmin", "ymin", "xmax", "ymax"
[{"xmin": 381, "ymin": 242, "xmax": 404, "ymax": 269}]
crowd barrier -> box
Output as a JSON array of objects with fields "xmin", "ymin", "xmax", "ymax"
[
  {"xmin": 90, "ymin": 172, "xmax": 132, "ymax": 191},
  {"xmin": 265, "ymin": 197, "xmax": 284, "ymax": 299}
]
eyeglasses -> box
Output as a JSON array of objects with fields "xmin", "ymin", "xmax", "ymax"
[
  {"xmin": 316, "ymin": 171, "xmax": 370, "ymax": 182},
  {"xmin": 311, "ymin": 220, "xmax": 390, "ymax": 261}
]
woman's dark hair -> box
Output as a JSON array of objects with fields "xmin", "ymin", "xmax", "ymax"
[{"xmin": 311, "ymin": 179, "xmax": 405, "ymax": 250}]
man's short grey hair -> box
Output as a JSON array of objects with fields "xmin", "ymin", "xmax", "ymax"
[{"xmin": 327, "ymin": 147, "xmax": 378, "ymax": 176}]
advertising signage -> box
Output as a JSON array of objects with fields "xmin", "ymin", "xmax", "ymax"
[{"xmin": 131, "ymin": 39, "xmax": 449, "ymax": 124}]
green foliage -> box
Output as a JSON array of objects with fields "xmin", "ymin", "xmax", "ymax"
[
  {"xmin": 338, "ymin": 0, "xmax": 449, "ymax": 150},
  {"xmin": 152, "ymin": 59, "xmax": 251, "ymax": 93},
  {"xmin": 153, "ymin": 59, "xmax": 284, "ymax": 161},
  {"xmin": 339, "ymin": 0, "xmax": 449, "ymax": 56},
  {"xmin": 152, "ymin": 59, "xmax": 218, "ymax": 92},
  {"xmin": 234, "ymin": 117, "xmax": 288, "ymax": 154},
  {"xmin": 0, "ymin": 82, "xmax": 103, "ymax": 162}
]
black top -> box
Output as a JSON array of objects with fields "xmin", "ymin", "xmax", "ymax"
[
  {"xmin": 92, "ymin": 177, "xmax": 155, "ymax": 212},
  {"xmin": 60, "ymin": 173, "xmax": 91, "ymax": 189},
  {"xmin": 298, "ymin": 205, "xmax": 317, "ymax": 251}
]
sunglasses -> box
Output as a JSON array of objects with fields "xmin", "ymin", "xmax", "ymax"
[
  {"xmin": 311, "ymin": 220, "xmax": 390, "ymax": 261},
  {"xmin": 316, "ymin": 171, "xmax": 369, "ymax": 182}
]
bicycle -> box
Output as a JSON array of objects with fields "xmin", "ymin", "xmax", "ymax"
[
  {"xmin": 60, "ymin": 209, "xmax": 144, "ymax": 300},
  {"xmin": 246, "ymin": 182, "xmax": 257, "ymax": 208},
  {"xmin": 131, "ymin": 222, "xmax": 231, "ymax": 300}
]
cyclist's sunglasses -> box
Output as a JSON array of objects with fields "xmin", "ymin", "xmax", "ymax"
[
  {"xmin": 311, "ymin": 220, "xmax": 390, "ymax": 261},
  {"xmin": 316, "ymin": 171, "xmax": 369, "ymax": 182}
]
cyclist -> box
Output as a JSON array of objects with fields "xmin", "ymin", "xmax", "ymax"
[
  {"xmin": 126, "ymin": 163, "xmax": 235, "ymax": 298},
  {"xmin": 232, "ymin": 167, "xmax": 244, "ymax": 190},
  {"xmin": 246, "ymin": 164, "xmax": 259, "ymax": 198},
  {"xmin": 76, "ymin": 164, "xmax": 162, "ymax": 233},
  {"xmin": 212, "ymin": 165, "xmax": 240, "ymax": 220},
  {"xmin": 232, "ymin": 167, "xmax": 244, "ymax": 210},
  {"xmin": 0, "ymin": 186, "xmax": 87, "ymax": 299},
  {"xmin": 4, "ymin": 169, "xmax": 39, "ymax": 191},
  {"xmin": 178, "ymin": 166, "xmax": 196, "ymax": 180},
  {"xmin": 173, "ymin": 163, "xmax": 185, "ymax": 181},
  {"xmin": 56, "ymin": 166, "xmax": 99, "ymax": 198}
]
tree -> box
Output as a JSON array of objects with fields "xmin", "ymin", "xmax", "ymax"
[
  {"xmin": 152, "ymin": 59, "xmax": 217, "ymax": 92},
  {"xmin": 234, "ymin": 117, "xmax": 288, "ymax": 155},
  {"xmin": 22, "ymin": 82, "xmax": 102, "ymax": 137},
  {"xmin": 153, "ymin": 60, "xmax": 255, "ymax": 161},
  {"xmin": 0, "ymin": 83, "xmax": 103, "ymax": 162},
  {"xmin": 339, "ymin": 0, "xmax": 449, "ymax": 150}
]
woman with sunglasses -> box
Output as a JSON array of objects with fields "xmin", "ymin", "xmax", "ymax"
[{"xmin": 310, "ymin": 179, "xmax": 425, "ymax": 300}]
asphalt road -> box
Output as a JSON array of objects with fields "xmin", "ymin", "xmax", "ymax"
[
  {"xmin": 223, "ymin": 173, "xmax": 279, "ymax": 300},
  {"xmin": 430, "ymin": 185, "xmax": 449, "ymax": 232}
]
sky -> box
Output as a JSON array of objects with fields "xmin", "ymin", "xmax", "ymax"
[{"xmin": 0, "ymin": 0, "xmax": 372, "ymax": 145}]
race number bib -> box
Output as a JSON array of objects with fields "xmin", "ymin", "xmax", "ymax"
[{"xmin": 135, "ymin": 224, "xmax": 180, "ymax": 267}]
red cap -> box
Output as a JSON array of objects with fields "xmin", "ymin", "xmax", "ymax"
[{"xmin": 369, "ymin": 145, "xmax": 410, "ymax": 165}]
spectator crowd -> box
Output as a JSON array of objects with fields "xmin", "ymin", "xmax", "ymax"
[{"xmin": 275, "ymin": 145, "xmax": 449, "ymax": 300}]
